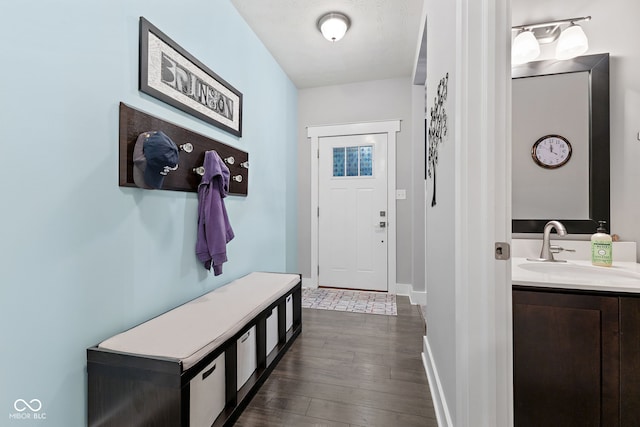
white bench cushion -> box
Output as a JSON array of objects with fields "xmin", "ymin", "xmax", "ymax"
[{"xmin": 98, "ymin": 272, "xmax": 299, "ymax": 370}]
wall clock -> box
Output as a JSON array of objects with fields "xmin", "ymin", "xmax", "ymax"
[{"xmin": 531, "ymin": 134, "xmax": 572, "ymax": 169}]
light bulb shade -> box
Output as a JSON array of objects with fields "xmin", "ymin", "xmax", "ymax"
[
  {"xmin": 318, "ymin": 12, "xmax": 350, "ymax": 42},
  {"xmin": 512, "ymin": 30, "xmax": 540, "ymax": 65},
  {"xmin": 555, "ymin": 23, "xmax": 588, "ymax": 60}
]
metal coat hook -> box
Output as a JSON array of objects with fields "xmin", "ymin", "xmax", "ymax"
[
  {"xmin": 162, "ymin": 164, "xmax": 179, "ymax": 175},
  {"xmin": 240, "ymin": 161, "xmax": 249, "ymax": 169},
  {"xmin": 119, "ymin": 103, "xmax": 248, "ymax": 195},
  {"xmin": 180, "ymin": 143, "xmax": 193, "ymax": 153},
  {"xmin": 232, "ymin": 175, "xmax": 243, "ymax": 183}
]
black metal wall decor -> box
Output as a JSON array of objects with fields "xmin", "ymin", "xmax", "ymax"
[
  {"xmin": 427, "ymin": 73, "xmax": 449, "ymax": 207},
  {"xmin": 118, "ymin": 103, "xmax": 248, "ymax": 196},
  {"xmin": 139, "ymin": 17, "xmax": 243, "ymax": 137}
]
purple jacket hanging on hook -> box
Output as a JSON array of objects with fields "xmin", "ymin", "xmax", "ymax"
[{"xmin": 196, "ymin": 150, "xmax": 234, "ymax": 275}]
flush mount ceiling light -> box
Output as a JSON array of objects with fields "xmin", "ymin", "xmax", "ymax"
[
  {"xmin": 512, "ymin": 16, "xmax": 591, "ymax": 64},
  {"xmin": 317, "ymin": 12, "xmax": 351, "ymax": 42}
]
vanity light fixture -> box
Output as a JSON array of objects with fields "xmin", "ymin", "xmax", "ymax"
[
  {"xmin": 555, "ymin": 22, "xmax": 589, "ymax": 60},
  {"xmin": 512, "ymin": 29, "xmax": 540, "ymax": 65},
  {"xmin": 512, "ymin": 16, "xmax": 591, "ymax": 64},
  {"xmin": 317, "ymin": 12, "xmax": 351, "ymax": 42}
]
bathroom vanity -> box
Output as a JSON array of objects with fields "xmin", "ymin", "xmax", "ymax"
[
  {"xmin": 510, "ymin": 51, "xmax": 621, "ymax": 425},
  {"xmin": 512, "ymin": 258, "xmax": 640, "ymax": 427}
]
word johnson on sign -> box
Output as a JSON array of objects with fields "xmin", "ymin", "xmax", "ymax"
[{"xmin": 161, "ymin": 52, "xmax": 235, "ymax": 121}]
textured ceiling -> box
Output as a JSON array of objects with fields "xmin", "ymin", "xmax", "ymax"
[{"xmin": 231, "ymin": 0, "xmax": 424, "ymax": 89}]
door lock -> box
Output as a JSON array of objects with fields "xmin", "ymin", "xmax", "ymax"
[
  {"xmin": 495, "ymin": 242, "xmax": 511, "ymax": 260},
  {"xmin": 379, "ymin": 221, "xmax": 386, "ymax": 228}
]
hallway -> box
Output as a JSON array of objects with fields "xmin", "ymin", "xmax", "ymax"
[{"xmin": 236, "ymin": 296, "xmax": 436, "ymax": 426}]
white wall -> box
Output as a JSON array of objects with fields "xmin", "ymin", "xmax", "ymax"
[
  {"xmin": 421, "ymin": 0, "xmax": 512, "ymax": 424},
  {"xmin": 512, "ymin": 0, "xmax": 640, "ymax": 261},
  {"xmin": 411, "ymin": 85, "xmax": 427, "ymax": 294},
  {"xmin": 297, "ymin": 78, "xmax": 415, "ymax": 286},
  {"xmin": 423, "ymin": 0, "xmax": 458, "ymax": 422}
]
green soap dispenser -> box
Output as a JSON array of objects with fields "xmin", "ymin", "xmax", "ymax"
[{"xmin": 591, "ymin": 221, "xmax": 612, "ymax": 267}]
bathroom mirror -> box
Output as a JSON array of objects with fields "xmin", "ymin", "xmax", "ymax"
[{"xmin": 512, "ymin": 53, "xmax": 610, "ymax": 234}]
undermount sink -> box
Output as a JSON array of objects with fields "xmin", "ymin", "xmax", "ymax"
[{"xmin": 518, "ymin": 262, "xmax": 640, "ymax": 282}]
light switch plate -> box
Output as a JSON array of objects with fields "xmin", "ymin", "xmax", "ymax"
[{"xmin": 395, "ymin": 189, "xmax": 406, "ymax": 200}]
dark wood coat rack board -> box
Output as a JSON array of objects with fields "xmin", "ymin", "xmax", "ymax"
[{"xmin": 118, "ymin": 102, "xmax": 248, "ymax": 196}]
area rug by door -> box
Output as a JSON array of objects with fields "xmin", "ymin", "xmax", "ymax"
[{"xmin": 302, "ymin": 288, "xmax": 397, "ymax": 316}]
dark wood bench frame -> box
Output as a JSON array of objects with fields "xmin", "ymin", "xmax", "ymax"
[{"xmin": 87, "ymin": 278, "xmax": 302, "ymax": 426}]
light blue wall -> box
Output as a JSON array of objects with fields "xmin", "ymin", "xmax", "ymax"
[{"xmin": 0, "ymin": 1, "xmax": 297, "ymax": 425}]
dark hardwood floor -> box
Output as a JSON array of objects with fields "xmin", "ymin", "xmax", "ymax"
[{"xmin": 235, "ymin": 296, "xmax": 437, "ymax": 426}]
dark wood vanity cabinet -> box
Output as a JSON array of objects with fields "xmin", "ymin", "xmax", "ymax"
[
  {"xmin": 620, "ymin": 297, "xmax": 640, "ymax": 426},
  {"xmin": 513, "ymin": 287, "xmax": 640, "ymax": 427}
]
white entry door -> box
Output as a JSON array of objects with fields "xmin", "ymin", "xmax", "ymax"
[{"xmin": 318, "ymin": 133, "xmax": 388, "ymax": 291}]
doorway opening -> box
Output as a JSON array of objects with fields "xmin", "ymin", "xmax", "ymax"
[{"xmin": 308, "ymin": 120, "xmax": 400, "ymax": 293}]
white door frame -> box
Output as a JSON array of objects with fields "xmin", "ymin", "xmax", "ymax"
[
  {"xmin": 454, "ymin": 0, "xmax": 512, "ymax": 425},
  {"xmin": 308, "ymin": 121, "xmax": 401, "ymax": 293},
  {"xmin": 414, "ymin": 0, "xmax": 512, "ymax": 425}
]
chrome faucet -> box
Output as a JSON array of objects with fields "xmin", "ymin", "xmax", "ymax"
[{"xmin": 527, "ymin": 220, "xmax": 575, "ymax": 262}]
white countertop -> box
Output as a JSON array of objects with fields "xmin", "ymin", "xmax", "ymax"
[{"xmin": 512, "ymin": 257, "xmax": 640, "ymax": 294}]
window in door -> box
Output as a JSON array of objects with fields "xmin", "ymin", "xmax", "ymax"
[{"xmin": 332, "ymin": 145, "xmax": 373, "ymax": 177}]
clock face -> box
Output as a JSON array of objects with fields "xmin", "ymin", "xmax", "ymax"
[{"xmin": 531, "ymin": 135, "xmax": 572, "ymax": 169}]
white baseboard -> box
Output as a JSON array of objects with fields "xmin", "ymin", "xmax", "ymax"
[
  {"xmin": 396, "ymin": 282, "xmax": 412, "ymax": 296},
  {"xmin": 411, "ymin": 289, "xmax": 426, "ymax": 306},
  {"xmin": 422, "ymin": 336, "xmax": 454, "ymax": 427},
  {"xmin": 301, "ymin": 277, "xmax": 315, "ymax": 289},
  {"xmin": 396, "ymin": 283, "xmax": 427, "ymax": 306}
]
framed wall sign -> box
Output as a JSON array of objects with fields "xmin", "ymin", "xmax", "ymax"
[{"xmin": 139, "ymin": 17, "xmax": 243, "ymax": 137}]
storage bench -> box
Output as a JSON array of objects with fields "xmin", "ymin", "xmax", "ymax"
[{"xmin": 87, "ymin": 272, "xmax": 302, "ymax": 427}]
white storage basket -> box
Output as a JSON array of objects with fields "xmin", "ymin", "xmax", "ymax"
[
  {"xmin": 189, "ymin": 353, "xmax": 225, "ymax": 427},
  {"xmin": 236, "ymin": 326, "xmax": 257, "ymax": 390}
]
